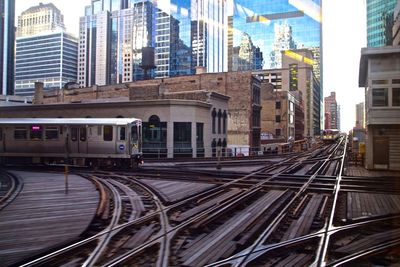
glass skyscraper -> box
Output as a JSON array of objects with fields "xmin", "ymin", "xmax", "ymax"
[
  {"xmin": 0, "ymin": 0, "xmax": 15, "ymax": 95},
  {"xmin": 78, "ymin": 0, "xmax": 227, "ymax": 87},
  {"xmin": 367, "ymin": 0, "xmax": 397, "ymax": 47},
  {"xmin": 228, "ymin": 0, "xmax": 321, "ymax": 75}
]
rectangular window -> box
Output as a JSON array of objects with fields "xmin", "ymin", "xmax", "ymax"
[
  {"xmin": 30, "ymin": 125, "xmax": 43, "ymax": 140},
  {"xmin": 276, "ymin": 115, "xmax": 281, "ymax": 123},
  {"xmin": 393, "ymin": 79, "xmax": 400, "ymax": 84},
  {"xmin": 371, "ymin": 80, "xmax": 388, "ymax": 85},
  {"xmin": 289, "ymin": 64, "xmax": 298, "ymax": 91},
  {"xmin": 71, "ymin": 127, "xmax": 78, "ymax": 141},
  {"xmin": 275, "ymin": 129, "xmax": 281, "ymax": 137},
  {"xmin": 372, "ymin": 88, "xmax": 388, "ymax": 106},
  {"xmin": 174, "ymin": 122, "xmax": 191, "ymax": 143},
  {"xmin": 104, "ymin": 125, "xmax": 113, "ymax": 141},
  {"xmin": 276, "ymin": 101, "xmax": 281, "ymax": 109},
  {"xmin": 393, "ymin": 88, "xmax": 400, "ymax": 106},
  {"xmin": 0, "ymin": 128, "xmax": 2, "ymax": 141},
  {"xmin": 119, "ymin": 126, "xmax": 126, "ymax": 141},
  {"xmin": 45, "ymin": 126, "xmax": 59, "ymax": 140},
  {"xmin": 80, "ymin": 127, "xmax": 87, "ymax": 141}
]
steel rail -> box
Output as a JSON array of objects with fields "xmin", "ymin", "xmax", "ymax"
[{"xmin": 314, "ymin": 136, "xmax": 348, "ymax": 267}]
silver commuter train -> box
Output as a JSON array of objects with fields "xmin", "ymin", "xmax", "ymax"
[{"xmin": 0, "ymin": 118, "xmax": 143, "ymax": 167}]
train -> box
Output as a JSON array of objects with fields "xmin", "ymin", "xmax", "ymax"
[
  {"xmin": 0, "ymin": 118, "xmax": 143, "ymax": 167},
  {"xmin": 321, "ymin": 129, "xmax": 340, "ymax": 142}
]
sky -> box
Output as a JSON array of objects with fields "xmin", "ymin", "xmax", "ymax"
[{"xmin": 15, "ymin": 0, "xmax": 367, "ymax": 132}]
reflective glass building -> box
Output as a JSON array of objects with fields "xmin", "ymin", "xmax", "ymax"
[
  {"xmin": 228, "ymin": 0, "xmax": 321, "ymax": 77},
  {"xmin": 78, "ymin": 0, "xmax": 227, "ymax": 87},
  {"xmin": 0, "ymin": 0, "xmax": 15, "ymax": 95},
  {"xmin": 367, "ymin": 0, "xmax": 397, "ymax": 47}
]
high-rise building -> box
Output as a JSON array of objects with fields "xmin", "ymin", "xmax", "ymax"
[
  {"xmin": 15, "ymin": 4, "xmax": 78, "ymax": 96},
  {"xmin": 231, "ymin": 32, "xmax": 263, "ymax": 71},
  {"xmin": 0, "ymin": 0, "xmax": 15, "ymax": 95},
  {"xmin": 324, "ymin": 92, "xmax": 338, "ymax": 130},
  {"xmin": 355, "ymin": 102, "xmax": 365, "ymax": 129},
  {"xmin": 367, "ymin": 0, "xmax": 397, "ymax": 47},
  {"xmin": 78, "ymin": 0, "xmax": 227, "ymax": 87},
  {"xmin": 228, "ymin": 0, "xmax": 322, "ymax": 79},
  {"xmin": 16, "ymin": 3, "xmax": 65, "ymax": 37},
  {"xmin": 393, "ymin": 0, "xmax": 400, "ymax": 45}
]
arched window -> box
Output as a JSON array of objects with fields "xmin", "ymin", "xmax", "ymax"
[
  {"xmin": 217, "ymin": 138, "xmax": 222, "ymax": 147},
  {"xmin": 217, "ymin": 109, "xmax": 222, "ymax": 134},
  {"xmin": 222, "ymin": 110, "xmax": 227, "ymax": 134},
  {"xmin": 211, "ymin": 138, "xmax": 216, "ymax": 157},
  {"xmin": 211, "ymin": 108, "xmax": 217, "ymax": 134},
  {"xmin": 148, "ymin": 115, "xmax": 160, "ymax": 127}
]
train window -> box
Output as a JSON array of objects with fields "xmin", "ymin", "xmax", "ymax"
[
  {"xmin": 98, "ymin": 126, "xmax": 102, "ymax": 136},
  {"xmin": 131, "ymin": 126, "xmax": 138, "ymax": 142},
  {"xmin": 119, "ymin": 126, "xmax": 126, "ymax": 141},
  {"xmin": 80, "ymin": 127, "xmax": 87, "ymax": 141},
  {"xmin": 30, "ymin": 125, "xmax": 43, "ymax": 140},
  {"xmin": 14, "ymin": 127, "xmax": 27, "ymax": 140},
  {"xmin": 103, "ymin": 126, "xmax": 113, "ymax": 141},
  {"xmin": 71, "ymin": 128, "xmax": 78, "ymax": 142},
  {"xmin": 0, "ymin": 128, "xmax": 2, "ymax": 141},
  {"xmin": 45, "ymin": 126, "xmax": 59, "ymax": 140}
]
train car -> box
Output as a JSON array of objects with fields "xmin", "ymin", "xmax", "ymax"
[
  {"xmin": 0, "ymin": 118, "xmax": 143, "ymax": 167},
  {"xmin": 321, "ymin": 129, "xmax": 340, "ymax": 142}
]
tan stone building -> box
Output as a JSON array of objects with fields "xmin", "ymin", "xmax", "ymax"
[
  {"xmin": 253, "ymin": 49, "xmax": 321, "ymax": 138},
  {"xmin": 260, "ymin": 83, "xmax": 296, "ymax": 142},
  {"xmin": 359, "ymin": 46, "xmax": 400, "ymax": 170},
  {"xmin": 16, "ymin": 3, "xmax": 65, "ymax": 37}
]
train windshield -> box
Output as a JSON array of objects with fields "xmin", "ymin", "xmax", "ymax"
[{"xmin": 131, "ymin": 124, "xmax": 142, "ymax": 150}]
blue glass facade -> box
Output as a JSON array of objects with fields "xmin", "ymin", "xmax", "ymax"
[
  {"xmin": 78, "ymin": 0, "xmax": 227, "ymax": 86},
  {"xmin": 0, "ymin": 0, "xmax": 15, "ymax": 95},
  {"xmin": 15, "ymin": 32, "xmax": 78, "ymax": 96},
  {"xmin": 228, "ymin": 0, "xmax": 321, "ymax": 73},
  {"xmin": 367, "ymin": 0, "xmax": 396, "ymax": 47}
]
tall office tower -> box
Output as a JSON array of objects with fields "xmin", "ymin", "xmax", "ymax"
[
  {"xmin": 228, "ymin": 0, "xmax": 322, "ymax": 76},
  {"xmin": 15, "ymin": 4, "xmax": 78, "ymax": 96},
  {"xmin": 0, "ymin": 0, "xmax": 15, "ymax": 95},
  {"xmin": 393, "ymin": 0, "xmax": 400, "ymax": 45},
  {"xmin": 16, "ymin": 3, "xmax": 65, "ymax": 37},
  {"xmin": 367, "ymin": 0, "xmax": 397, "ymax": 47},
  {"xmin": 78, "ymin": 0, "xmax": 227, "ymax": 87},
  {"xmin": 324, "ymin": 92, "xmax": 338, "ymax": 130},
  {"xmin": 355, "ymin": 102, "xmax": 365, "ymax": 129},
  {"xmin": 230, "ymin": 32, "xmax": 263, "ymax": 71}
]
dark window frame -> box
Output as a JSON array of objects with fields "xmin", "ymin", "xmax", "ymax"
[{"xmin": 372, "ymin": 88, "xmax": 388, "ymax": 107}]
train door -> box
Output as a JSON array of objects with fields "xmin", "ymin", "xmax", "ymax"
[
  {"xmin": 68, "ymin": 127, "xmax": 79, "ymax": 155},
  {"xmin": 68, "ymin": 126, "xmax": 88, "ymax": 154}
]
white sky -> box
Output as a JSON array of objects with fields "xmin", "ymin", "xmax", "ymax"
[{"xmin": 16, "ymin": 0, "xmax": 367, "ymax": 132}]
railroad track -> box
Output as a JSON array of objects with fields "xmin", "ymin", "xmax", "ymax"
[{"xmin": 14, "ymin": 136, "xmax": 400, "ymax": 267}]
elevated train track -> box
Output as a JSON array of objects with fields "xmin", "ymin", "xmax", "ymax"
[{"xmin": 5, "ymin": 136, "xmax": 400, "ymax": 267}]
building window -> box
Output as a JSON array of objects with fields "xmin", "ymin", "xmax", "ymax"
[
  {"xmin": 275, "ymin": 129, "xmax": 281, "ymax": 137},
  {"xmin": 276, "ymin": 101, "xmax": 281, "ymax": 109},
  {"xmin": 371, "ymin": 80, "xmax": 388, "ymax": 85},
  {"xmin": 212, "ymin": 108, "xmax": 216, "ymax": 134},
  {"xmin": 218, "ymin": 109, "xmax": 222, "ymax": 134},
  {"xmin": 393, "ymin": 88, "xmax": 400, "ymax": 106},
  {"xmin": 289, "ymin": 64, "xmax": 298, "ymax": 91},
  {"xmin": 276, "ymin": 115, "xmax": 281, "ymax": 123},
  {"xmin": 222, "ymin": 110, "xmax": 227, "ymax": 134},
  {"xmin": 372, "ymin": 88, "xmax": 388, "ymax": 106},
  {"xmin": 393, "ymin": 79, "xmax": 400, "ymax": 84}
]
